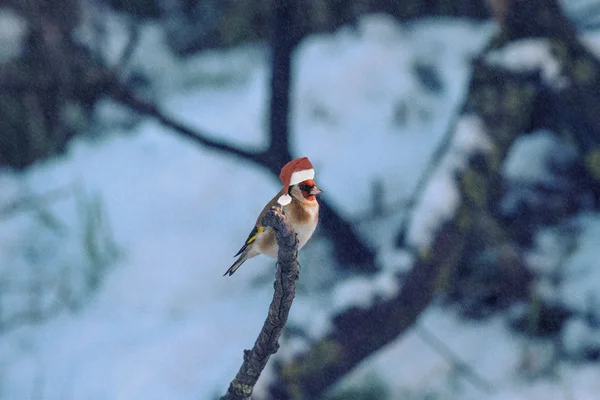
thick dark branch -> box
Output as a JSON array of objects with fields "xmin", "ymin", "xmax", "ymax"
[
  {"xmin": 267, "ymin": 1, "xmax": 304, "ymax": 162},
  {"xmin": 221, "ymin": 205, "xmax": 299, "ymax": 400},
  {"xmin": 108, "ymin": 82, "xmax": 266, "ymax": 165},
  {"xmin": 265, "ymin": 1, "xmax": 376, "ymax": 268},
  {"xmin": 267, "ymin": 3, "xmax": 292, "ymax": 160},
  {"xmin": 318, "ymin": 201, "xmax": 377, "ymax": 268}
]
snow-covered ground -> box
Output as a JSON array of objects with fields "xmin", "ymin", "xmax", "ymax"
[{"xmin": 1, "ymin": 11, "xmax": 600, "ymax": 400}]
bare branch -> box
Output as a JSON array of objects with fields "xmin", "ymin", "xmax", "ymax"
[
  {"xmin": 108, "ymin": 83, "xmax": 266, "ymax": 165},
  {"xmin": 221, "ymin": 205, "xmax": 299, "ymax": 400},
  {"xmin": 267, "ymin": 1, "xmax": 304, "ymax": 160}
]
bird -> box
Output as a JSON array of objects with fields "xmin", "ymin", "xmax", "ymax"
[{"xmin": 224, "ymin": 157, "xmax": 322, "ymax": 276}]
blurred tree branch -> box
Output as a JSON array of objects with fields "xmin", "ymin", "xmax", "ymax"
[
  {"xmin": 113, "ymin": 18, "xmax": 141, "ymax": 77},
  {"xmin": 267, "ymin": 1, "xmax": 299, "ymax": 165},
  {"xmin": 108, "ymin": 1, "xmax": 377, "ymax": 269},
  {"xmin": 269, "ymin": 214, "xmax": 469, "ymax": 398},
  {"xmin": 266, "ymin": 0, "xmax": 600, "ymax": 397},
  {"xmin": 0, "ymin": 0, "xmax": 114, "ymax": 168},
  {"xmin": 107, "ymin": 77, "xmax": 376, "ymax": 268},
  {"xmin": 266, "ymin": 0, "xmax": 377, "ymax": 268},
  {"xmin": 165, "ymin": 0, "xmax": 490, "ymax": 54},
  {"xmin": 107, "ymin": 83, "xmax": 266, "ymax": 164},
  {"xmin": 2, "ymin": 1, "xmax": 373, "ymax": 268},
  {"xmin": 221, "ymin": 205, "xmax": 299, "ymax": 400}
]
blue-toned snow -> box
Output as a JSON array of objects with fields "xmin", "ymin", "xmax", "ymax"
[{"xmin": 1, "ymin": 11, "xmax": 600, "ymax": 400}]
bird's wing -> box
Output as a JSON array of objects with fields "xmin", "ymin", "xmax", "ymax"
[
  {"xmin": 233, "ymin": 225, "xmax": 264, "ymax": 257},
  {"xmin": 233, "ymin": 191, "xmax": 283, "ymax": 257}
]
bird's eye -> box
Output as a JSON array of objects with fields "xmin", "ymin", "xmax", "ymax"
[{"xmin": 299, "ymin": 184, "xmax": 311, "ymax": 192}]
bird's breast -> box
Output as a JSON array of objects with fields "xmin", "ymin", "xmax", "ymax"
[
  {"xmin": 294, "ymin": 220, "xmax": 318, "ymax": 250},
  {"xmin": 292, "ymin": 203, "xmax": 319, "ymax": 250}
]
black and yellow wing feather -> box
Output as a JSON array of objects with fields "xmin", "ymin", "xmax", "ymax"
[
  {"xmin": 233, "ymin": 225, "xmax": 264, "ymax": 257},
  {"xmin": 224, "ymin": 192, "xmax": 281, "ymax": 276}
]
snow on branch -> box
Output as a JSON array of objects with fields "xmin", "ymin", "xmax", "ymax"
[{"xmin": 220, "ymin": 205, "xmax": 299, "ymax": 400}]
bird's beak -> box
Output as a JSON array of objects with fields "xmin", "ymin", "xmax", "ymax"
[{"xmin": 310, "ymin": 186, "xmax": 323, "ymax": 195}]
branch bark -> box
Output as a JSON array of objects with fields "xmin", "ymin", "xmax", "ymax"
[{"xmin": 221, "ymin": 205, "xmax": 300, "ymax": 400}]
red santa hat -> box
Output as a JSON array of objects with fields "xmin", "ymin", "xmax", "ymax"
[{"xmin": 277, "ymin": 157, "xmax": 315, "ymax": 205}]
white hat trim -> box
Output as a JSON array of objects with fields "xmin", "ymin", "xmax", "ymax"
[
  {"xmin": 289, "ymin": 169, "xmax": 315, "ymax": 186},
  {"xmin": 277, "ymin": 193, "xmax": 292, "ymax": 205}
]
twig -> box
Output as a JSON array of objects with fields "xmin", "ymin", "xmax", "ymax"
[
  {"xmin": 416, "ymin": 324, "xmax": 494, "ymax": 393},
  {"xmin": 221, "ymin": 205, "xmax": 299, "ymax": 400},
  {"xmin": 395, "ymin": 110, "xmax": 461, "ymax": 248}
]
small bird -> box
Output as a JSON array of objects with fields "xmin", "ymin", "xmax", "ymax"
[{"xmin": 224, "ymin": 157, "xmax": 322, "ymax": 276}]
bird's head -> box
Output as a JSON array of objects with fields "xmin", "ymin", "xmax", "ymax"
[{"xmin": 289, "ymin": 179, "xmax": 322, "ymax": 203}]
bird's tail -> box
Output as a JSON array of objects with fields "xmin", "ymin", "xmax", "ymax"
[{"xmin": 224, "ymin": 252, "xmax": 251, "ymax": 276}]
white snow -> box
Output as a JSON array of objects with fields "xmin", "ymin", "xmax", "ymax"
[
  {"xmin": 330, "ymin": 272, "xmax": 400, "ymax": 312},
  {"xmin": 1, "ymin": 10, "xmax": 599, "ymax": 400},
  {"xmin": 485, "ymin": 38, "xmax": 568, "ymax": 88}
]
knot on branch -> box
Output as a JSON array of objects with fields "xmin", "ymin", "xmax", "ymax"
[{"xmin": 221, "ymin": 205, "xmax": 300, "ymax": 400}]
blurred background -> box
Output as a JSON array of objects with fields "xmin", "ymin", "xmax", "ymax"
[{"xmin": 1, "ymin": 0, "xmax": 600, "ymax": 399}]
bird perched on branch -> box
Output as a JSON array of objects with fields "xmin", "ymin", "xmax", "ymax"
[{"xmin": 224, "ymin": 157, "xmax": 322, "ymax": 276}]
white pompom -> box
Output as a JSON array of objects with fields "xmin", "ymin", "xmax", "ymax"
[{"xmin": 277, "ymin": 194, "xmax": 292, "ymax": 205}]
